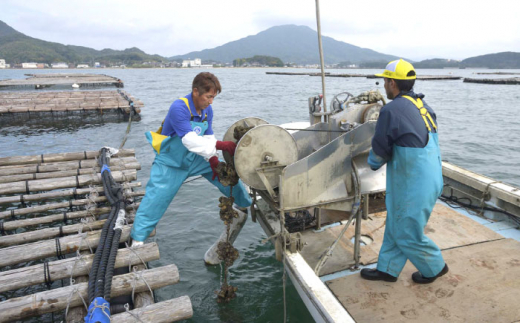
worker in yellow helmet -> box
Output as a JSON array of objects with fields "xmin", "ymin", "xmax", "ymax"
[{"xmin": 361, "ymin": 59, "xmax": 448, "ymax": 284}]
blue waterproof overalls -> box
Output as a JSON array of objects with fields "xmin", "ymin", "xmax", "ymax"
[
  {"xmin": 131, "ymin": 98, "xmax": 252, "ymax": 242},
  {"xmin": 368, "ymin": 95, "xmax": 445, "ymax": 278}
]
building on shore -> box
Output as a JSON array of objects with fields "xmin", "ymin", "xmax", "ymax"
[
  {"xmin": 181, "ymin": 58, "xmax": 213, "ymax": 68},
  {"xmin": 182, "ymin": 58, "xmax": 201, "ymax": 67},
  {"xmin": 52, "ymin": 62, "xmax": 68, "ymax": 69},
  {"xmin": 0, "ymin": 59, "xmax": 6, "ymax": 69},
  {"xmin": 22, "ymin": 62, "xmax": 38, "ymax": 69},
  {"xmin": 77, "ymin": 64, "xmax": 90, "ymax": 68}
]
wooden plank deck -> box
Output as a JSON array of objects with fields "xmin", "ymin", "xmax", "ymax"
[
  {"xmin": 0, "ymin": 90, "xmax": 143, "ymax": 114},
  {"xmin": 299, "ymin": 203, "xmax": 503, "ymax": 276},
  {"xmin": 0, "ymin": 149, "xmax": 192, "ymax": 322},
  {"xmin": 0, "ymin": 73, "xmax": 123, "ymax": 88},
  {"xmin": 326, "ymin": 238, "xmax": 520, "ymax": 322}
]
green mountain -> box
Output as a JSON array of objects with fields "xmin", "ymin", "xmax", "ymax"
[
  {"xmin": 414, "ymin": 58, "xmax": 461, "ymax": 69},
  {"xmin": 411, "ymin": 53, "xmax": 520, "ymax": 69},
  {"xmin": 170, "ymin": 25, "xmax": 400, "ymax": 65},
  {"xmin": 460, "ymin": 52, "xmax": 520, "ymax": 69},
  {"xmin": 0, "ymin": 20, "xmax": 165, "ymax": 65}
]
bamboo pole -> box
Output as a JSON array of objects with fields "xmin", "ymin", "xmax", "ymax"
[
  {"xmin": 0, "ymin": 161, "xmax": 140, "ymax": 183},
  {"xmin": 0, "ymin": 264, "xmax": 179, "ymax": 323},
  {"xmin": 0, "ymin": 212, "xmax": 136, "ymax": 248},
  {"xmin": 1, "ymin": 203, "xmax": 140, "ymax": 232},
  {"xmin": 0, "ymin": 149, "xmax": 135, "ymax": 167},
  {"xmin": 110, "ymin": 297, "xmax": 193, "ymax": 322},
  {"xmin": 65, "ymin": 253, "xmax": 89, "ymax": 323},
  {"xmin": 0, "ymin": 191, "xmax": 144, "ymax": 220},
  {"xmin": 0, "ymin": 243, "xmax": 159, "ymax": 294},
  {"xmin": 133, "ymin": 264, "xmax": 155, "ymax": 308},
  {"xmin": 0, "ymin": 182, "xmax": 141, "ymax": 205},
  {"xmin": 0, "ymin": 157, "xmax": 138, "ymax": 176},
  {"xmin": 0, "ymin": 169, "xmax": 136, "ymax": 195},
  {"xmin": 0, "ymin": 162, "xmax": 138, "ymax": 183},
  {"xmin": 0, "ymin": 225, "xmax": 137, "ymax": 268}
]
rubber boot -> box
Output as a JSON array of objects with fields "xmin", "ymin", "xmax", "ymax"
[{"xmin": 204, "ymin": 206, "xmax": 248, "ymax": 265}]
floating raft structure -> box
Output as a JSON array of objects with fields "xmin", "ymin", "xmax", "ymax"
[
  {"xmin": 0, "ymin": 149, "xmax": 193, "ymax": 322},
  {"xmin": 266, "ymin": 71, "xmax": 330, "ymax": 76},
  {"xmin": 475, "ymin": 72, "xmax": 520, "ymax": 75},
  {"xmin": 463, "ymin": 77, "xmax": 520, "ymax": 85},
  {"xmin": 367, "ymin": 74, "xmax": 462, "ymax": 80},
  {"xmin": 266, "ymin": 72, "xmax": 462, "ymax": 80},
  {"xmin": 0, "ymin": 90, "xmax": 143, "ymax": 125},
  {"xmin": 0, "ymin": 73, "xmax": 124, "ymax": 89}
]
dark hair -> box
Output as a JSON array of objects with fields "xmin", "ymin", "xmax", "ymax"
[
  {"xmin": 394, "ymin": 79, "xmax": 415, "ymax": 92},
  {"xmin": 192, "ymin": 72, "xmax": 221, "ymax": 95}
]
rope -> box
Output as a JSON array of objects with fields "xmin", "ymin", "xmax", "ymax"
[
  {"xmin": 84, "ymin": 298, "xmax": 111, "ymax": 322},
  {"xmin": 64, "ymin": 283, "xmax": 89, "ymax": 319},
  {"xmin": 43, "ymin": 260, "xmax": 52, "ymax": 289},
  {"xmin": 124, "ymin": 303, "xmax": 144, "ymax": 323},
  {"xmin": 0, "ymin": 221, "xmax": 4, "ymax": 235},
  {"xmin": 130, "ymin": 268, "xmax": 154, "ymax": 305},
  {"xmin": 55, "ymin": 237, "xmax": 65, "ymax": 260},
  {"xmin": 118, "ymin": 90, "xmax": 136, "ymax": 150},
  {"xmin": 125, "ymin": 241, "xmax": 149, "ymax": 272}
]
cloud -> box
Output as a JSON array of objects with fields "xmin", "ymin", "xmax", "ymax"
[{"xmin": 1, "ymin": 0, "xmax": 519, "ymax": 59}]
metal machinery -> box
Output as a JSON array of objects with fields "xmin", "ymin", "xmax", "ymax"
[{"xmin": 223, "ymin": 90, "xmax": 387, "ymax": 268}]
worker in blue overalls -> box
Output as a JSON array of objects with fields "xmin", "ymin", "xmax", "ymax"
[
  {"xmin": 131, "ymin": 72, "xmax": 252, "ymax": 245},
  {"xmin": 361, "ymin": 59, "xmax": 449, "ymax": 284}
]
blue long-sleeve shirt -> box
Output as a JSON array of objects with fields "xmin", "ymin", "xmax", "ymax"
[
  {"xmin": 372, "ymin": 91, "xmax": 437, "ymax": 162},
  {"xmin": 161, "ymin": 93, "xmax": 214, "ymax": 138}
]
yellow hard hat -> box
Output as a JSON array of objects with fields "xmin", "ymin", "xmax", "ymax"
[{"xmin": 375, "ymin": 59, "xmax": 416, "ymax": 80}]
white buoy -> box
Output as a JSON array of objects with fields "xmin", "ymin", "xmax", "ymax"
[{"xmin": 72, "ymin": 83, "xmax": 80, "ymax": 89}]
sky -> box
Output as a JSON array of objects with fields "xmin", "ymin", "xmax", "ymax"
[{"xmin": 1, "ymin": 0, "xmax": 519, "ymax": 61}]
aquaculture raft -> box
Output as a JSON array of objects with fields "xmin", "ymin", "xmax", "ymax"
[
  {"xmin": 0, "ymin": 90, "xmax": 143, "ymax": 123},
  {"xmin": 0, "ymin": 73, "xmax": 124, "ymax": 89},
  {"xmin": 0, "ymin": 149, "xmax": 193, "ymax": 322},
  {"xmin": 463, "ymin": 77, "xmax": 520, "ymax": 85},
  {"xmin": 266, "ymin": 72, "xmax": 462, "ymax": 80}
]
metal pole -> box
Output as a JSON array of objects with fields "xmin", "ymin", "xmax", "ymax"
[
  {"xmin": 315, "ymin": 0, "xmax": 327, "ymax": 114},
  {"xmin": 315, "ymin": 0, "xmax": 330, "ymax": 143}
]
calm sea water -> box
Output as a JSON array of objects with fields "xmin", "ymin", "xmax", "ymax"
[{"xmin": 1, "ymin": 68, "xmax": 519, "ymax": 322}]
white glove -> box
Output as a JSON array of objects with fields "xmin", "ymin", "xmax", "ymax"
[{"xmin": 181, "ymin": 132, "xmax": 218, "ymax": 160}]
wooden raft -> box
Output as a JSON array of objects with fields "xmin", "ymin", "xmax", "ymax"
[
  {"xmin": 0, "ymin": 73, "xmax": 124, "ymax": 89},
  {"xmin": 0, "ymin": 90, "xmax": 143, "ymax": 117},
  {"xmin": 0, "ymin": 149, "xmax": 193, "ymax": 322},
  {"xmin": 463, "ymin": 77, "xmax": 520, "ymax": 85},
  {"xmin": 367, "ymin": 75, "xmax": 462, "ymax": 80}
]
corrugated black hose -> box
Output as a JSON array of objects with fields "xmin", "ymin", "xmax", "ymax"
[
  {"xmin": 88, "ymin": 205, "xmax": 117, "ymax": 303},
  {"xmin": 104, "ymin": 200, "xmax": 125, "ymax": 302},
  {"xmin": 88, "ymin": 148, "xmax": 124, "ymax": 303},
  {"xmin": 94, "ymin": 202, "xmax": 120, "ymax": 299}
]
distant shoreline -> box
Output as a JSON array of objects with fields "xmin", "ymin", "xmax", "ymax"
[{"xmin": 2, "ymin": 67, "xmax": 520, "ymax": 71}]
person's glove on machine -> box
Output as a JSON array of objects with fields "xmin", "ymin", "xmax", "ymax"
[
  {"xmin": 210, "ymin": 141, "xmax": 237, "ymax": 181},
  {"xmin": 216, "ymin": 141, "xmax": 236, "ymax": 156}
]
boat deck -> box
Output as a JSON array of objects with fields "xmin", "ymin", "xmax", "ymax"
[
  {"xmin": 302, "ymin": 203, "xmax": 503, "ymax": 276},
  {"xmin": 315, "ymin": 202, "xmax": 520, "ymax": 322},
  {"xmin": 326, "ymin": 238, "xmax": 520, "ymax": 322},
  {"xmin": 256, "ymin": 196, "xmax": 520, "ymax": 322}
]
